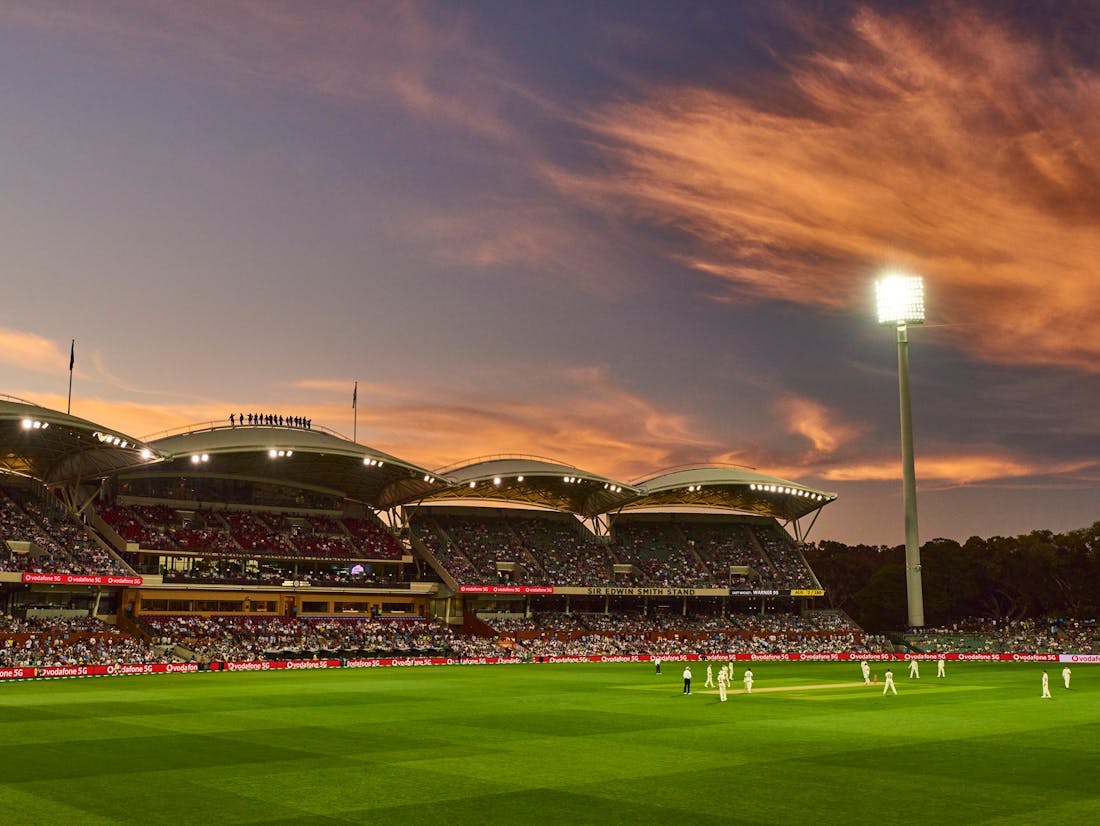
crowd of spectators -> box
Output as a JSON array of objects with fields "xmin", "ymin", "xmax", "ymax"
[
  {"xmin": 510, "ymin": 517, "xmax": 614, "ymax": 586},
  {"xmin": 754, "ymin": 525, "xmax": 820, "ymax": 589},
  {"xmin": 1, "ymin": 486, "xmax": 132, "ymax": 577},
  {"xmin": 0, "ymin": 615, "xmax": 168, "ymax": 668},
  {"xmin": 413, "ymin": 512, "xmax": 821, "ymax": 592},
  {"xmin": 903, "ymin": 617, "xmax": 1100, "ymax": 654},
  {"xmin": 477, "ymin": 610, "xmax": 890, "ymax": 657},
  {"xmin": 610, "ymin": 522, "xmax": 712, "ymax": 587},
  {"xmin": 11, "ymin": 609, "xmax": 1100, "ymax": 672},
  {"xmin": 140, "ymin": 615, "xmax": 460, "ymax": 662}
]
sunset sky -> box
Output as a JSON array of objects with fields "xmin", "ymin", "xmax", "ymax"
[{"xmin": 2, "ymin": 1, "xmax": 1098, "ymax": 545}]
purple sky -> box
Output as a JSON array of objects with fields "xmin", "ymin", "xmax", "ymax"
[{"xmin": 2, "ymin": 1, "xmax": 1098, "ymax": 545}]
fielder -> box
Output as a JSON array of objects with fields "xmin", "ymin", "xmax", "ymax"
[
  {"xmin": 937, "ymin": 657, "xmax": 946, "ymax": 678},
  {"xmin": 860, "ymin": 660, "xmax": 871, "ymax": 685},
  {"xmin": 1041, "ymin": 670, "xmax": 1052, "ymax": 699},
  {"xmin": 1062, "ymin": 666, "xmax": 1071, "ymax": 689},
  {"xmin": 743, "ymin": 668, "xmax": 754, "ymax": 694},
  {"xmin": 883, "ymin": 668, "xmax": 897, "ymax": 695},
  {"xmin": 704, "ymin": 664, "xmax": 715, "ymax": 688},
  {"xmin": 717, "ymin": 666, "xmax": 729, "ymax": 702},
  {"xmin": 908, "ymin": 659, "xmax": 920, "ymax": 679}
]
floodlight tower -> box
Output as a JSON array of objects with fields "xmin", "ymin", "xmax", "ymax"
[{"xmin": 876, "ymin": 273, "xmax": 925, "ymax": 628}]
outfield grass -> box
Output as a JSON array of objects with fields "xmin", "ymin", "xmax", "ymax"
[{"xmin": 1, "ymin": 662, "xmax": 1097, "ymax": 824}]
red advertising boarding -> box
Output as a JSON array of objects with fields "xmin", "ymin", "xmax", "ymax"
[
  {"xmin": 0, "ymin": 652, "xmax": 1069, "ymax": 681},
  {"xmin": 21, "ymin": 573, "xmax": 143, "ymax": 586},
  {"xmin": 458, "ymin": 585, "xmax": 554, "ymax": 594}
]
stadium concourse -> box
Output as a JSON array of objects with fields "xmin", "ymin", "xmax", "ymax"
[{"xmin": 13, "ymin": 393, "xmax": 1092, "ymax": 679}]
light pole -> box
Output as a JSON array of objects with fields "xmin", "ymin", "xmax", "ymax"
[{"xmin": 876, "ymin": 273, "xmax": 925, "ymax": 628}]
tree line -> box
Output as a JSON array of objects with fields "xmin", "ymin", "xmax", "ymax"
[{"xmin": 803, "ymin": 522, "xmax": 1100, "ymax": 632}]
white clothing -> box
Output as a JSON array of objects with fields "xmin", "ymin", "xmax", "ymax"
[
  {"xmin": 1041, "ymin": 672, "xmax": 1051, "ymax": 698},
  {"xmin": 860, "ymin": 661, "xmax": 871, "ymax": 685},
  {"xmin": 908, "ymin": 660, "xmax": 919, "ymax": 678},
  {"xmin": 1062, "ymin": 667, "xmax": 1071, "ymax": 689},
  {"xmin": 936, "ymin": 658, "xmax": 945, "ymax": 678},
  {"xmin": 717, "ymin": 668, "xmax": 729, "ymax": 702},
  {"xmin": 743, "ymin": 669, "xmax": 754, "ymax": 694},
  {"xmin": 704, "ymin": 665, "xmax": 714, "ymax": 687},
  {"xmin": 883, "ymin": 670, "xmax": 897, "ymax": 695}
]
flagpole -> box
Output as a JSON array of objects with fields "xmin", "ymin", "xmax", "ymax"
[
  {"xmin": 67, "ymin": 339, "xmax": 75, "ymax": 414},
  {"xmin": 352, "ymin": 381, "xmax": 358, "ymax": 444}
]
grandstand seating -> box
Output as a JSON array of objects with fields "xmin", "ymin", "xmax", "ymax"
[
  {"xmin": 97, "ymin": 502, "xmax": 403, "ymax": 563},
  {"xmin": 0, "ymin": 485, "xmax": 132, "ymax": 576}
]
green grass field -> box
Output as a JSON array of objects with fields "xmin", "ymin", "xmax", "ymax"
[{"xmin": 1, "ymin": 662, "xmax": 1097, "ymax": 824}]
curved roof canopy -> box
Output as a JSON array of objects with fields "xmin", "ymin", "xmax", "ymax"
[
  {"xmin": 0, "ymin": 400, "xmax": 839, "ymax": 524},
  {"xmin": 421, "ymin": 455, "xmax": 640, "ymax": 517},
  {"xmin": 627, "ymin": 465, "xmax": 836, "ymax": 521},
  {"xmin": 0, "ymin": 397, "xmax": 162, "ymax": 485},
  {"xmin": 141, "ymin": 424, "xmax": 448, "ymax": 509}
]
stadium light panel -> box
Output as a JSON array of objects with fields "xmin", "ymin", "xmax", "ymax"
[{"xmin": 876, "ymin": 273, "xmax": 925, "ymax": 326}]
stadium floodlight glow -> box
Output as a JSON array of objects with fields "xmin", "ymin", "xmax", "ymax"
[
  {"xmin": 876, "ymin": 271, "xmax": 925, "ymax": 628},
  {"xmin": 469, "ymin": 481, "xmax": 476, "ymax": 488},
  {"xmin": 493, "ymin": 477, "xmax": 501, "ymax": 486},
  {"xmin": 140, "ymin": 448, "xmax": 153, "ymax": 460},
  {"xmin": 876, "ymin": 273, "xmax": 925, "ymax": 326},
  {"xmin": 269, "ymin": 449, "xmax": 278, "ymax": 458},
  {"xmin": 517, "ymin": 476, "xmax": 524, "ymax": 482}
]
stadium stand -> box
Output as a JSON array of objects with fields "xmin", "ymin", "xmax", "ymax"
[{"xmin": 1, "ymin": 485, "xmax": 132, "ymax": 576}]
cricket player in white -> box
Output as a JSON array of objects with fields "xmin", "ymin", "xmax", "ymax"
[
  {"xmin": 1041, "ymin": 670, "xmax": 1052, "ymax": 698},
  {"xmin": 860, "ymin": 660, "xmax": 871, "ymax": 685},
  {"xmin": 937, "ymin": 657, "xmax": 946, "ymax": 678},
  {"xmin": 883, "ymin": 668, "xmax": 897, "ymax": 695},
  {"xmin": 1062, "ymin": 666, "xmax": 1071, "ymax": 689},
  {"xmin": 908, "ymin": 659, "xmax": 920, "ymax": 678},
  {"xmin": 704, "ymin": 664, "xmax": 714, "ymax": 688},
  {"xmin": 717, "ymin": 666, "xmax": 729, "ymax": 702},
  {"xmin": 743, "ymin": 668, "xmax": 754, "ymax": 694}
]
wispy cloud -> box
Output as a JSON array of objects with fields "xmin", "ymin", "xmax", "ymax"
[
  {"xmin": 1, "ymin": 0, "xmax": 520, "ymax": 142},
  {"xmin": 775, "ymin": 395, "xmax": 865, "ymax": 455},
  {"xmin": 818, "ymin": 452, "xmax": 1093, "ymax": 486},
  {"xmin": 293, "ymin": 365, "xmax": 718, "ymax": 478},
  {"xmin": 0, "ymin": 327, "xmax": 69, "ymax": 374},
  {"xmin": 550, "ymin": 5, "xmax": 1100, "ymax": 371}
]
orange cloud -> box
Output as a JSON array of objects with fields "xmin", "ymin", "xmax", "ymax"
[
  {"xmin": 0, "ymin": 328, "xmax": 70, "ymax": 374},
  {"xmin": 345, "ymin": 365, "xmax": 718, "ymax": 478},
  {"xmin": 550, "ymin": 6, "xmax": 1100, "ymax": 371},
  {"xmin": 814, "ymin": 453, "xmax": 1092, "ymax": 486},
  {"xmin": 775, "ymin": 395, "xmax": 865, "ymax": 455}
]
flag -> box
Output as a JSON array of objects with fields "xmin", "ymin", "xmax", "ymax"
[
  {"xmin": 352, "ymin": 381, "xmax": 357, "ymax": 409},
  {"xmin": 69, "ymin": 340, "xmax": 75, "ymax": 372}
]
